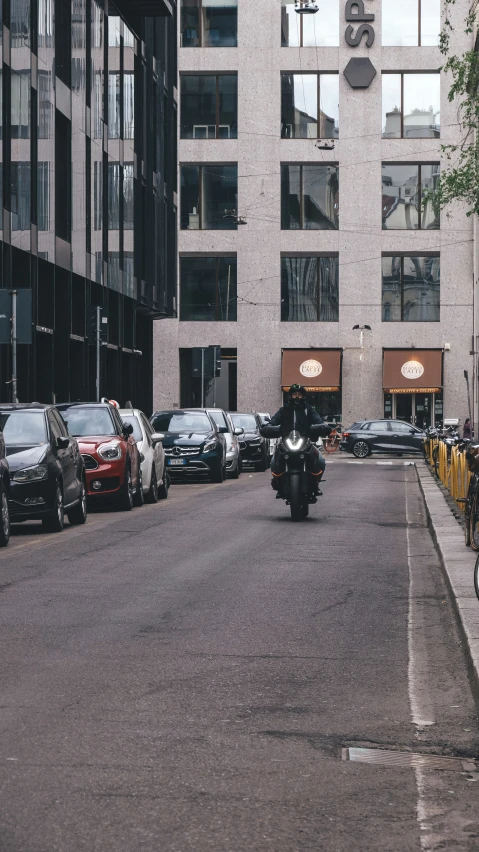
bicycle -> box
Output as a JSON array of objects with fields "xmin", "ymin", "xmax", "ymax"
[
  {"xmin": 457, "ymin": 442, "xmax": 479, "ymax": 549},
  {"xmin": 324, "ymin": 425, "xmax": 342, "ymax": 454}
]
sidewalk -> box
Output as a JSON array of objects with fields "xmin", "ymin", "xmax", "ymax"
[{"xmin": 416, "ymin": 462, "xmax": 479, "ymax": 703}]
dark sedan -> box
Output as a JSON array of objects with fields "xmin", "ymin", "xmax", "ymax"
[
  {"xmin": 150, "ymin": 409, "xmax": 227, "ymax": 483},
  {"xmin": 340, "ymin": 419, "xmax": 426, "ymax": 458},
  {"xmin": 0, "ymin": 404, "xmax": 87, "ymax": 531},
  {"xmin": 229, "ymin": 412, "xmax": 270, "ymax": 471},
  {"xmin": 0, "ymin": 431, "xmax": 10, "ymax": 546}
]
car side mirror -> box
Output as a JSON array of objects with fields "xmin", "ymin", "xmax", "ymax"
[
  {"xmin": 151, "ymin": 432, "xmax": 164, "ymax": 444},
  {"xmin": 217, "ymin": 425, "xmax": 228, "ymax": 433},
  {"xmin": 409, "ymin": 428, "xmax": 416, "ymax": 434},
  {"xmin": 234, "ymin": 427, "xmax": 244, "ymax": 436},
  {"xmin": 57, "ymin": 436, "xmax": 70, "ymax": 449},
  {"xmin": 123, "ymin": 422, "xmax": 134, "ymax": 436}
]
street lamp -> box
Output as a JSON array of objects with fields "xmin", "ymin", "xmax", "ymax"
[
  {"xmin": 352, "ymin": 325, "xmax": 372, "ymax": 361},
  {"xmin": 295, "ymin": 0, "xmax": 319, "ymax": 13}
]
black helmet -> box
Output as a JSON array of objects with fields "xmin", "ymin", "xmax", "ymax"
[{"xmin": 289, "ymin": 384, "xmax": 306, "ymax": 396}]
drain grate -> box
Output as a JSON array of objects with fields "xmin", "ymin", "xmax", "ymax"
[{"xmin": 342, "ymin": 747, "xmax": 478, "ymax": 773}]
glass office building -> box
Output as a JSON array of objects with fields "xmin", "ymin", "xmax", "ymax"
[{"xmin": 0, "ymin": 0, "xmax": 177, "ymax": 411}]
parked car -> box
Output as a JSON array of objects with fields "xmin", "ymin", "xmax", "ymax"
[
  {"xmin": 0, "ymin": 403, "xmax": 87, "ymax": 532},
  {"xmin": 0, "ymin": 430, "xmax": 10, "ymax": 546},
  {"xmin": 206, "ymin": 408, "xmax": 243, "ymax": 479},
  {"xmin": 340, "ymin": 419, "xmax": 426, "ymax": 458},
  {"xmin": 150, "ymin": 409, "xmax": 227, "ymax": 483},
  {"xmin": 229, "ymin": 412, "xmax": 270, "ymax": 471},
  {"xmin": 56, "ymin": 402, "xmax": 142, "ymax": 510},
  {"xmin": 257, "ymin": 413, "xmax": 277, "ymax": 459},
  {"xmin": 119, "ymin": 407, "xmax": 169, "ymax": 502}
]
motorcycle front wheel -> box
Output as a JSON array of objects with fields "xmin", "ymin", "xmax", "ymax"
[{"xmin": 289, "ymin": 473, "xmax": 306, "ymax": 522}]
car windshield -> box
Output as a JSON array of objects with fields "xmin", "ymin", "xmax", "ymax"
[
  {"xmin": 231, "ymin": 414, "xmax": 257, "ymax": 431},
  {"xmin": 209, "ymin": 410, "xmax": 228, "ymax": 430},
  {"xmin": 152, "ymin": 412, "xmax": 212, "ymax": 433},
  {"xmin": 59, "ymin": 407, "xmax": 116, "ymax": 437},
  {"xmin": 0, "ymin": 411, "xmax": 47, "ymax": 446},
  {"xmin": 121, "ymin": 415, "xmax": 143, "ymax": 442}
]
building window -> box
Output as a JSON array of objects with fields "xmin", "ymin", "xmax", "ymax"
[
  {"xmin": 180, "ymin": 0, "xmax": 238, "ymax": 48},
  {"xmin": 108, "ymin": 73, "xmax": 121, "ymax": 139},
  {"xmin": 281, "ymin": 165, "xmax": 339, "ymax": 230},
  {"xmin": 281, "ymin": 257, "xmax": 339, "ymax": 322},
  {"xmin": 382, "ymin": 73, "xmax": 440, "ymax": 138},
  {"xmin": 180, "ymin": 74, "xmax": 237, "ymax": 139},
  {"xmin": 11, "ymin": 163, "xmax": 31, "ymax": 231},
  {"xmin": 382, "ymin": 255, "xmax": 440, "ymax": 321},
  {"xmin": 180, "ymin": 164, "xmax": 238, "ymax": 230},
  {"xmin": 11, "ymin": 71, "xmax": 30, "ymax": 139},
  {"xmin": 108, "ymin": 164, "xmax": 121, "ymax": 230},
  {"xmin": 11, "ymin": 0, "xmax": 30, "ymax": 48},
  {"xmin": 124, "ymin": 73, "xmax": 135, "ymax": 139},
  {"xmin": 281, "ymin": 73, "xmax": 339, "ymax": 139},
  {"xmin": 38, "ymin": 162, "xmax": 50, "ymax": 231},
  {"xmin": 281, "ymin": 0, "xmax": 339, "ymax": 46},
  {"xmin": 180, "ymin": 256, "xmax": 237, "ymax": 320},
  {"xmin": 123, "ymin": 163, "xmax": 134, "ymax": 230},
  {"xmin": 382, "ymin": 163, "xmax": 440, "ymax": 229},
  {"xmin": 382, "ymin": 0, "xmax": 440, "ymax": 46}
]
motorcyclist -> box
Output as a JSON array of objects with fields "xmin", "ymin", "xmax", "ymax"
[{"xmin": 268, "ymin": 384, "xmax": 328, "ymax": 499}]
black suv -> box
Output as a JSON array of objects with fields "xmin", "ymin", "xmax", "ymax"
[
  {"xmin": 150, "ymin": 409, "xmax": 227, "ymax": 482},
  {"xmin": 229, "ymin": 412, "xmax": 270, "ymax": 471},
  {"xmin": 340, "ymin": 419, "xmax": 426, "ymax": 458},
  {"xmin": 0, "ymin": 431, "xmax": 10, "ymax": 546},
  {"xmin": 0, "ymin": 404, "xmax": 87, "ymax": 531}
]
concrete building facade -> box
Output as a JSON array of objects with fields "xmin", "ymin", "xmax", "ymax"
[{"xmin": 154, "ymin": 0, "xmax": 474, "ymax": 430}]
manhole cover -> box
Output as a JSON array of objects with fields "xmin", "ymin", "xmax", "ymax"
[{"xmin": 342, "ymin": 747, "xmax": 478, "ymax": 773}]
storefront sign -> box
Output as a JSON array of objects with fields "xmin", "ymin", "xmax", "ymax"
[
  {"xmin": 386, "ymin": 388, "xmax": 441, "ymax": 394},
  {"xmin": 400, "ymin": 360, "xmax": 425, "ymax": 381},
  {"xmin": 300, "ymin": 359, "xmax": 323, "ymax": 379},
  {"xmin": 345, "ymin": 0, "xmax": 375, "ymax": 47}
]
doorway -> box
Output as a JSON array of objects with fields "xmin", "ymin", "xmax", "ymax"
[{"xmin": 384, "ymin": 392, "xmax": 443, "ymax": 428}]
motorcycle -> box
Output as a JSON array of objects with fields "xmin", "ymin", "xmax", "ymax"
[{"xmin": 260, "ymin": 418, "xmax": 331, "ymax": 521}]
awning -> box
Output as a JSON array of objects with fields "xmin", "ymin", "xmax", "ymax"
[
  {"xmin": 282, "ymin": 349, "xmax": 341, "ymax": 392},
  {"xmin": 383, "ymin": 349, "xmax": 443, "ymax": 393}
]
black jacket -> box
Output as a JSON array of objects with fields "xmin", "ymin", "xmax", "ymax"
[{"xmin": 269, "ymin": 402, "xmax": 325, "ymax": 437}]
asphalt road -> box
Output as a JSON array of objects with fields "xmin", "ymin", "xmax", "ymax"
[{"xmin": 1, "ymin": 459, "xmax": 479, "ymax": 852}]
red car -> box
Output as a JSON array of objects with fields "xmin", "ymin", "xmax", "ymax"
[{"xmin": 56, "ymin": 402, "xmax": 142, "ymax": 510}]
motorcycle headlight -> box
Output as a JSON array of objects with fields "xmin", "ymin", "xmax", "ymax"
[
  {"xmin": 203, "ymin": 440, "xmax": 217, "ymax": 453},
  {"xmin": 98, "ymin": 442, "xmax": 122, "ymax": 461},
  {"xmin": 13, "ymin": 464, "xmax": 48, "ymax": 483},
  {"xmin": 285, "ymin": 431, "xmax": 306, "ymax": 452}
]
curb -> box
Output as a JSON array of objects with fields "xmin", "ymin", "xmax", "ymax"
[{"xmin": 416, "ymin": 462, "xmax": 479, "ymax": 705}]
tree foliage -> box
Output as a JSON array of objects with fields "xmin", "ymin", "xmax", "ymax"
[{"xmin": 427, "ymin": 0, "xmax": 479, "ymax": 217}]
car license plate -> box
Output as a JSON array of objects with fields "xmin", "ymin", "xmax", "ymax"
[{"xmin": 168, "ymin": 458, "xmax": 186, "ymax": 466}]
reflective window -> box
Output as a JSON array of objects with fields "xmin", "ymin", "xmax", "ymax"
[
  {"xmin": 11, "ymin": 0, "xmax": 31, "ymax": 47},
  {"xmin": 123, "ymin": 163, "xmax": 134, "ymax": 229},
  {"xmin": 38, "ymin": 163, "xmax": 50, "ymax": 231},
  {"xmin": 382, "ymin": 0, "xmax": 440, "ymax": 46},
  {"xmin": 124, "ymin": 73, "xmax": 135, "ymax": 139},
  {"xmin": 382, "ymin": 163, "xmax": 440, "ymax": 230},
  {"xmin": 281, "ymin": 165, "xmax": 339, "ymax": 230},
  {"xmin": 38, "ymin": 0, "xmax": 54, "ymax": 48},
  {"xmin": 180, "ymin": 0, "xmax": 238, "ymax": 47},
  {"xmin": 180, "ymin": 256, "xmax": 237, "ymax": 321},
  {"xmin": 180, "ymin": 165, "xmax": 238, "ymax": 230},
  {"xmin": 108, "ymin": 72, "xmax": 121, "ymax": 139},
  {"xmin": 281, "ymin": 0, "xmax": 339, "ymax": 46},
  {"xmin": 281, "ymin": 73, "xmax": 339, "ymax": 139},
  {"xmin": 11, "ymin": 163, "xmax": 31, "ymax": 231},
  {"xmin": 180, "ymin": 74, "xmax": 237, "ymax": 139},
  {"xmin": 11, "ymin": 71, "xmax": 30, "ymax": 139},
  {"xmin": 382, "ymin": 255, "xmax": 440, "ymax": 321},
  {"xmin": 108, "ymin": 164, "xmax": 121, "ymax": 230},
  {"xmin": 382, "ymin": 73, "xmax": 440, "ymax": 138},
  {"xmin": 281, "ymin": 256, "xmax": 339, "ymax": 322}
]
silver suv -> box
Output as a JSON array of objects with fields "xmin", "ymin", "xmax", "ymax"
[{"xmin": 206, "ymin": 408, "xmax": 243, "ymax": 479}]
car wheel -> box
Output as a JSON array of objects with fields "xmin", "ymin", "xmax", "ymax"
[
  {"xmin": 254, "ymin": 458, "xmax": 267, "ymax": 472},
  {"xmin": 210, "ymin": 462, "xmax": 225, "ymax": 483},
  {"xmin": 119, "ymin": 467, "xmax": 134, "ymax": 511},
  {"xmin": 230, "ymin": 458, "xmax": 240, "ymax": 479},
  {"xmin": 352, "ymin": 440, "xmax": 371, "ymax": 459},
  {"xmin": 133, "ymin": 468, "xmax": 145, "ymax": 507},
  {"xmin": 0, "ymin": 485, "xmax": 10, "ymax": 547},
  {"xmin": 146, "ymin": 466, "xmax": 159, "ymax": 503},
  {"xmin": 67, "ymin": 480, "xmax": 88, "ymax": 526},
  {"xmin": 158, "ymin": 470, "xmax": 169, "ymax": 500},
  {"xmin": 43, "ymin": 482, "xmax": 65, "ymax": 532}
]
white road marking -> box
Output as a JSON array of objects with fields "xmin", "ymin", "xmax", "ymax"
[
  {"xmin": 405, "ymin": 470, "xmax": 436, "ymax": 850},
  {"xmin": 377, "ymin": 461, "xmax": 393, "ymax": 465}
]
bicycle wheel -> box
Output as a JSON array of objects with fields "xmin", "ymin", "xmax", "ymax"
[
  {"xmin": 470, "ymin": 492, "xmax": 479, "ymax": 551},
  {"xmin": 465, "ymin": 498, "xmax": 471, "ymax": 546},
  {"xmin": 474, "ymin": 555, "xmax": 479, "ymax": 602},
  {"xmin": 324, "ymin": 435, "xmax": 339, "ymax": 454}
]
